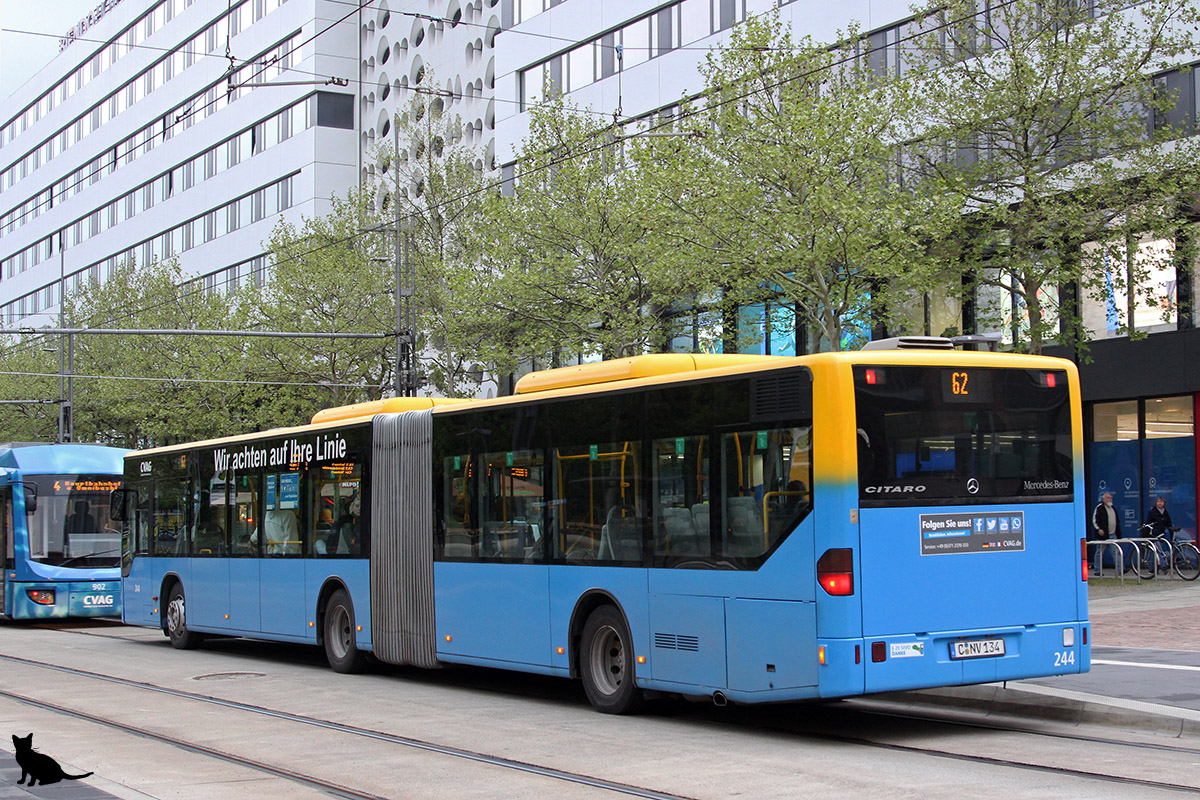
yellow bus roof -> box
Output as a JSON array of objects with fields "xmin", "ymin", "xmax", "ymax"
[
  {"xmin": 132, "ymin": 348, "xmax": 1078, "ymax": 458},
  {"xmin": 310, "ymin": 396, "xmax": 471, "ymax": 425}
]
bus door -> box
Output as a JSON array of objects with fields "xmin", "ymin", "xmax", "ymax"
[
  {"xmin": 259, "ymin": 470, "xmax": 306, "ymax": 637},
  {"xmin": 122, "ymin": 483, "xmax": 156, "ymax": 625},
  {"xmin": 0, "ymin": 486, "xmax": 9, "ymax": 616},
  {"xmin": 188, "ymin": 471, "xmax": 232, "ymax": 630},
  {"xmin": 225, "ymin": 470, "xmax": 260, "ymax": 632}
]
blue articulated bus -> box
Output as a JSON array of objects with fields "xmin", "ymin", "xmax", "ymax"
[
  {"xmin": 114, "ymin": 342, "xmax": 1089, "ymax": 713},
  {"xmin": 0, "ymin": 443, "xmax": 127, "ymax": 619}
]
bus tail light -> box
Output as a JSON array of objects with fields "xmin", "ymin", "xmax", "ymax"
[
  {"xmin": 26, "ymin": 589, "xmax": 55, "ymax": 605},
  {"xmin": 817, "ymin": 549, "xmax": 854, "ymax": 596},
  {"xmin": 1081, "ymin": 539, "xmax": 1088, "ymax": 582}
]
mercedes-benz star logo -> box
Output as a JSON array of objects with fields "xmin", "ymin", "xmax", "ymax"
[{"xmin": 967, "ymin": 478, "xmax": 980, "ymax": 495}]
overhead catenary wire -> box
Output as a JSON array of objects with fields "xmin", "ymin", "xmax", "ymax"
[{"xmin": 0, "ymin": 370, "xmax": 387, "ymax": 389}]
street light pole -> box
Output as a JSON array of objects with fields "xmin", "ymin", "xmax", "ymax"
[{"xmin": 393, "ymin": 116, "xmax": 417, "ymax": 397}]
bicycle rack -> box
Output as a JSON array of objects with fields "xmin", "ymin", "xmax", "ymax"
[{"xmin": 1089, "ymin": 539, "xmax": 1134, "ymax": 584}]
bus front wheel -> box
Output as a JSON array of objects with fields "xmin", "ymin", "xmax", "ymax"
[
  {"xmin": 323, "ymin": 589, "xmax": 365, "ymax": 673},
  {"xmin": 165, "ymin": 585, "xmax": 203, "ymax": 650},
  {"xmin": 580, "ymin": 605, "xmax": 644, "ymax": 714}
]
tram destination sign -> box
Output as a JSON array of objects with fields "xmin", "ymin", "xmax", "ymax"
[{"xmin": 919, "ymin": 511, "xmax": 1025, "ymax": 555}]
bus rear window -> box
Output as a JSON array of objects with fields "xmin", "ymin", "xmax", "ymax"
[{"xmin": 854, "ymin": 365, "xmax": 1072, "ymax": 506}]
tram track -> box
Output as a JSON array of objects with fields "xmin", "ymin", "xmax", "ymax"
[
  {"xmin": 2, "ymin": 645, "xmax": 1198, "ymax": 797},
  {"xmin": 0, "ymin": 651, "xmax": 698, "ymax": 800}
]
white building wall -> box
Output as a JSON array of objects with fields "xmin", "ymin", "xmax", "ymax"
[
  {"xmin": 494, "ymin": 0, "xmax": 915, "ymax": 165},
  {"xmin": 0, "ymin": 0, "xmax": 359, "ymax": 326},
  {"xmin": 358, "ymin": 0, "xmax": 499, "ymax": 187}
]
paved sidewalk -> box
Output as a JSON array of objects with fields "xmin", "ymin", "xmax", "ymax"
[
  {"xmin": 0, "ymin": 751, "xmax": 123, "ymax": 800},
  {"xmin": 1089, "ymin": 580, "xmax": 1200, "ymax": 650}
]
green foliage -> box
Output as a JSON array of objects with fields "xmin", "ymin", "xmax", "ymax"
[
  {"xmin": 643, "ymin": 13, "xmax": 953, "ymax": 351},
  {"xmin": 255, "ymin": 189, "xmax": 396, "ymax": 409},
  {"xmin": 905, "ymin": 0, "xmax": 1200, "ymax": 353},
  {"xmin": 60, "ymin": 258, "xmax": 254, "ymax": 447},
  {"xmin": 479, "ymin": 96, "xmax": 691, "ymax": 361}
]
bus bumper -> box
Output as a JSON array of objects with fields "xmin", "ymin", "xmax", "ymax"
[
  {"xmin": 852, "ymin": 622, "xmax": 1090, "ymax": 695},
  {"xmin": 7, "ymin": 581, "xmax": 122, "ymax": 619}
]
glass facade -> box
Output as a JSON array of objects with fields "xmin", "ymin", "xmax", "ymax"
[{"xmin": 1089, "ymin": 396, "xmax": 1196, "ymax": 543}]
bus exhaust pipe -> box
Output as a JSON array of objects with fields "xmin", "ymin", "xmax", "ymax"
[{"xmin": 712, "ymin": 691, "xmax": 728, "ymax": 707}]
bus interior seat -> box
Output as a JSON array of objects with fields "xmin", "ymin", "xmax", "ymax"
[
  {"xmin": 726, "ymin": 496, "xmax": 764, "ymax": 555},
  {"xmin": 660, "ymin": 506, "xmax": 704, "ymax": 555},
  {"xmin": 598, "ymin": 506, "xmax": 641, "ymax": 561},
  {"xmin": 690, "ymin": 503, "xmax": 710, "ymax": 539}
]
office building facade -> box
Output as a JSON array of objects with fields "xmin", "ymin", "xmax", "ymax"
[{"xmin": 0, "ymin": 0, "xmax": 359, "ymax": 326}]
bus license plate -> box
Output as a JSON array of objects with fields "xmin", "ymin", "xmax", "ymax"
[{"xmin": 950, "ymin": 638, "xmax": 1005, "ymax": 660}]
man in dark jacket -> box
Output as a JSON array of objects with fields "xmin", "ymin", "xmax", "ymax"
[
  {"xmin": 1090, "ymin": 492, "xmax": 1119, "ymax": 572},
  {"xmin": 1092, "ymin": 492, "xmax": 1119, "ymax": 540}
]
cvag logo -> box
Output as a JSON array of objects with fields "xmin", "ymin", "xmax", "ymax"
[
  {"xmin": 82, "ymin": 595, "xmax": 114, "ymax": 606},
  {"xmin": 864, "ymin": 485, "xmax": 927, "ymax": 494}
]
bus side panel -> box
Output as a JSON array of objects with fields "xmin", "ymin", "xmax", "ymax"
[
  {"xmin": 260, "ymin": 560, "xmax": 308, "ymax": 637},
  {"xmin": 306, "ymin": 560, "xmax": 371, "ymax": 649},
  {"xmin": 228, "ymin": 559, "xmax": 261, "ymax": 632},
  {"xmin": 435, "ymin": 563, "xmax": 551, "ymax": 667},
  {"xmin": 189, "ymin": 560, "xmax": 230, "ymax": 629},
  {"xmin": 647, "ymin": 593, "xmax": 726, "ymax": 687},
  {"xmin": 726, "ymin": 598, "xmax": 817, "ymax": 692},
  {"xmin": 546, "ymin": 567, "xmax": 647, "ymax": 676},
  {"xmin": 122, "ymin": 557, "xmax": 157, "ymax": 626}
]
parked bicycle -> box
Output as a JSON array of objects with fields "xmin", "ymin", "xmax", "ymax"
[{"xmin": 1132, "ymin": 524, "xmax": 1200, "ymax": 581}]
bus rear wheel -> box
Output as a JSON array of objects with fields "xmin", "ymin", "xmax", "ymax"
[
  {"xmin": 165, "ymin": 584, "xmax": 203, "ymax": 650},
  {"xmin": 580, "ymin": 605, "xmax": 643, "ymax": 714},
  {"xmin": 323, "ymin": 589, "xmax": 365, "ymax": 673}
]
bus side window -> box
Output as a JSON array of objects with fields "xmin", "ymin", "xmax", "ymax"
[
  {"xmin": 153, "ymin": 478, "xmax": 189, "ymax": 557},
  {"xmin": 312, "ymin": 459, "xmax": 364, "ymax": 557},
  {"xmin": 651, "ymin": 435, "xmax": 711, "ymax": 562},
  {"xmin": 135, "ymin": 487, "xmax": 150, "ymax": 554},
  {"xmin": 263, "ymin": 473, "xmax": 301, "ymax": 556},
  {"xmin": 2, "ymin": 488, "xmax": 11, "ymax": 569},
  {"xmin": 721, "ymin": 427, "xmax": 812, "ymax": 560},
  {"xmin": 231, "ymin": 471, "xmax": 259, "ymax": 557},
  {"xmin": 478, "ymin": 450, "xmax": 544, "ymax": 562},
  {"xmin": 441, "ymin": 454, "xmax": 478, "ymax": 559},
  {"xmin": 552, "ymin": 441, "xmax": 643, "ymax": 564}
]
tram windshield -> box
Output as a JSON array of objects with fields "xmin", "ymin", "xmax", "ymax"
[{"xmin": 25, "ymin": 474, "xmax": 123, "ymax": 568}]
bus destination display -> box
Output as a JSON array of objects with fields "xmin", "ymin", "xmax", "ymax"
[{"xmin": 920, "ymin": 511, "xmax": 1025, "ymax": 555}]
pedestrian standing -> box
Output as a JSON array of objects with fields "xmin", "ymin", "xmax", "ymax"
[{"xmin": 1090, "ymin": 491, "xmax": 1120, "ymax": 572}]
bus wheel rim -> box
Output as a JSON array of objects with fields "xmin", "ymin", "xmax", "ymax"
[
  {"xmin": 330, "ymin": 606, "xmax": 350, "ymax": 659},
  {"xmin": 589, "ymin": 625, "xmax": 624, "ymax": 696},
  {"xmin": 167, "ymin": 597, "xmax": 184, "ymax": 633}
]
